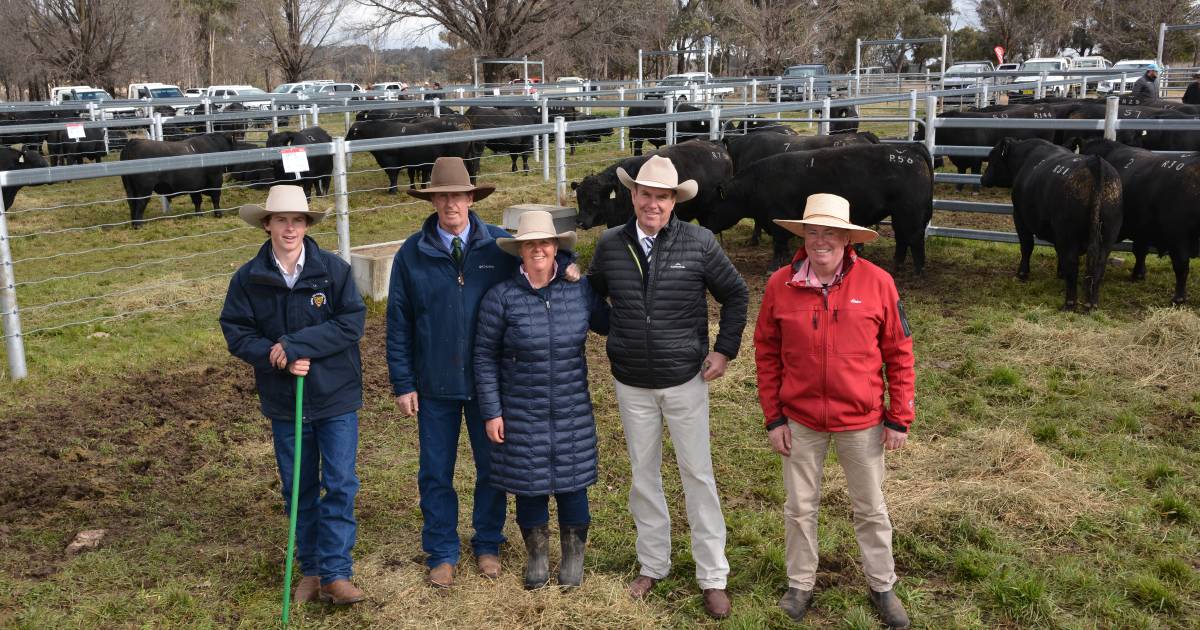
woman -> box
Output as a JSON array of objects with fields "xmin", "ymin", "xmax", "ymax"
[
  {"xmin": 473, "ymin": 210, "xmax": 608, "ymax": 590},
  {"xmin": 753, "ymin": 194, "xmax": 915, "ymax": 629}
]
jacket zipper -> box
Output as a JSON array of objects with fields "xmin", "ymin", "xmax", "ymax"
[
  {"xmin": 821, "ymin": 288, "xmax": 829, "ymax": 427},
  {"xmin": 545, "ymin": 292, "xmax": 556, "ymax": 493},
  {"xmin": 623, "ymin": 231, "xmax": 655, "ymax": 378}
]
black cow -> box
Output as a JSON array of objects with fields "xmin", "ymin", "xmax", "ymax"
[
  {"xmin": 980, "ymin": 138, "xmax": 1123, "ymax": 310},
  {"xmin": 464, "ymin": 106, "xmax": 538, "ymax": 173},
  {"xmin": 626, "ymin": 105, "xmax": 708, "ymax": 156},
  {"xmin": 344, "ymin": 118, "xmax": 476, "ymax": 193},
  {"xmin": 1080, "ymin": 139, "xmax": 1200, "ymax": 304},
  {"xmin": 829, "ymin": 103, "xmax": 861, "ymax": 134},
  {"xmin": 571, "ymin": 139, "xmax": 733, "ymax": 229},
  {"xmin": 226, "ymin": 127, "xmax": 334, "ymax": 198},
  {"xmin": 0, "ymin": 146, "xmax": 49, "ymax": 209},
  {"xmin": 119, "ymin": 133, "xmax": 237, "ymax": 228},
  {"xmin": 915, "ymin": 109, "xmax": 1058, "ymax": 191},
  {"xmin": 0, "ymin": 109, "xmax": 69, "ymax": 148},
  {"xmin": 564, "ymin": 113, "xmax": 615, "ymax": 155},
  {"xmin": 723, "ymin": 130, "xmax": 879, "ymax": 173},
  {"xmin": 702, "ymin": 143, "xmax": 934, "ymax": 274},
  {"xmin": 723, "ymin": 117, "xmax": 799, "ymax": 136},
  {"xmin": 1136, "ymin": 110, "xmax": 1200, "ymax": 152},
  {"xmin": 46, "ymin": 126, "xmax": 119, "ymax": 166},
  {"xmin": 354, "ymin": 109, "xmax": 471, "ymax": 130}
]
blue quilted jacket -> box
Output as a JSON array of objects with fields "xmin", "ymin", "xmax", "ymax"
[{"xmin": 473, "ymin": 263, "xmax": 609, "ymax": 496}]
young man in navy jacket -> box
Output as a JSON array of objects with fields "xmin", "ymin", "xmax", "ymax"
[{"xmin": 220, "ymin": 185, "xmax": 367, "ymax": 606}]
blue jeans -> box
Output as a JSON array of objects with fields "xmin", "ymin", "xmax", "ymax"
[
  {"xmin": 514, "ymin": 488, "xmax": 591, "ymax": 529},
  {"xmin": 271, "ymin": 411, "xmax": 360, "ymax": 585},
  {"xmin": 417, "ymin": 397, "xmax": 507, "ymax": 567}
]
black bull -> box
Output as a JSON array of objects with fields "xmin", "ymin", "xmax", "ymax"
[
  {"xmin": 701, "ymin": 143, "xmax": 934, "ymax": 274},
  {"xmin": 119, "ymin": 133, "xmax": 237, "ymax": 228},
  {"xmin": 344, "ymin": 118, "xmax": 476, "ymax": 192}
]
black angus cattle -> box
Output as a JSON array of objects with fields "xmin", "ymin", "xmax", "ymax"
[
  {"xmin": 119, "ymin": 133, "xmax": 237, "ymax": 228},
  {"xmin": 564, "ymin": 114, "xmax": 615, "ymax": 155},
  {"xmin": 829, "ymin": 103, "xmax": 861, "ymax": 134},
  {"xmin": 723, "ymin": 117, "xmax": 799, "ymax": 136},
  {"xmin": 464, "ymin": 106, "xmax": 538, "ymax": 173},
  {"xmin": 980, "ymin": 138, "xmax": 1123, "ymax": 310},
  {"xmin": 354, "ymin": 109, "xmax": 472, "ymax": 130},
  {"xmin": 702, "ymin": 143, "xmax": 934, "ymax": 273},
  {"xmin": 0, "ymin": 146, "xmax": 49, "ymax": 209},
  {"xmin": 626, "ymin": 104, "xmax": 708, "ymax": 156},
  {"xmin": 1080, "ymin": 139, "xmax": 1200, "ymax": 304},
  {"xmin": 0, "ymin": 109, "xmax": 71, "ymax": 148},
  {"xmin": 571, "ymin": 139, "xmax": 732, "ymax": 229},
  {"xmin": 344, "ymin": 117, "xmax": 475, "ymax": 192},
  {"xmin": 723, "ymin": 130, "xmax": 879, "ymax": 173},
  {"xmin": 915, "ymin": 109, "xmax": 1057, "ymax": 191},
  {"xmin": 226, "ymin": 127, "xmax": 335, "ymax": 198},
  {"xmin": 1135, "ymin": 110, "xmax": 1200, "ymax": 152},
  {"xmin": 46, "ymin": 126, "xmax": 123, "ymax": 166}
]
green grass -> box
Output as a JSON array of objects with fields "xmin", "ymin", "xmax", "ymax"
[{"xmin": 1, "ymin": 108, "xmax": 1199, "ymax": 628}]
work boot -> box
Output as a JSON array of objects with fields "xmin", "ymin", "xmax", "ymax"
[
  {"xmin": 318, "ymin": 579, "xmax": 365, "ymax": 605},
  {"xmin": 428, "ymin": 562, "xmax": 455, "ymax": 588},
  {"xmin": 779, "ymin": 587, "xmax": 814, "ymax": 622},
  {"xmin": 293, "ymin": 575, "xmax": 321, "ymax": 604},
  {"xmin": 628, "ymin": 574, "xmax": 659, "ymax": 600},
  {"xmin": 557, "ymin": 525, "xmax": 588, "ymax": 588},
  {"xmin": 702, "ymin": 588, "xmax": 732, "ymax": 619},
  {"xmin": 521, "ymin": 525, "xmax": 550, "ymax": 590},
  {"xmin": 476, "ymin": 553, "xmax": 502, "ymax": 579},
  {"xmin": 869, "ymin": 588, "xmax": 911, "ymax": 629}
]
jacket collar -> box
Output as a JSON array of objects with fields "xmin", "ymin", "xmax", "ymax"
[
  {"xmin": 418, "ymin": 210, "xmax": 493, "ymax": 258},
  {"xmin": 787, "ymin": 245, "xmax": 858, "ymax": 289},
  {"xmin": 510, "ymin": 250, "xmax": 577, "ymax": 293},
  {"xmin": 247, "ymin": 236, "xmax": 330, "ymax": 288},
  {"xmin": 621, "ymin": 213, "xmax": 678, "ymax": 245}
]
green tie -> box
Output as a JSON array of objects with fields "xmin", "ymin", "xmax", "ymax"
[{"xmin": 451, "ymin": 236, "xmax": 463, "ymax": 266}]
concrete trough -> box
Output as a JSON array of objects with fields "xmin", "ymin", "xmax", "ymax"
[
  {"xmin": 350, "ymin": 239, "xmax": 404, "ymax": 301},
  {"xmin": 502, "ymin": 203, "xmax": 578, "ymax": 233}
]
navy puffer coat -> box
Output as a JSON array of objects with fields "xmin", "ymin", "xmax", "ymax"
[{"xmin": 473, "ymin": 262, "xmax": 609, "ymax": 496}]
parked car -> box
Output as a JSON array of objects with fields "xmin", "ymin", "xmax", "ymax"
[
  {"xmin": 302, "ymin": 82, "xmax": 365, "ymax": 100},
  {"xmin": 201, "ymin": 85, "xmax": 272, "ymax": 111},
  {"xmin": 540, "ymin": 76, "xmax": 588, "ymax": 97},
  {"xmin": 995, "ymin": 62, "xmax": 1021, "ymax": 84},
  {"xmin": 184, "ymin": 88, "xmax": 206, "ymax": 97},
  {"xmin": 1070, "ymin": 56, "xmax": 1112, "ymax": 70},
  {"xmin": 1097, "ymin": 59, "xmax": 1159, "ymax": 95},
  {"xmin": 1010, "ymin": 57, "xmax": 1071, "ymax": 98},
  {"xmin": 128, "ymin": 83, "xmax": 187, "ymax": 116},
  {"xmin": 51, "ymin": 86, "xmax": 136, "ymax": 117},
  {"xmin": 942, "ymin": 61, "xmax": 995, "ymax": 103},
  {"xmin": 768, "ymin": 64, "xmax": 831, "ymax": 101},
  {"xmin": 644, "ymin": 72, "xmax": 732, "ymax": 102},
  {"xmin": 849, "ymin": 66, "xmax": 885, "ymax": 76}
]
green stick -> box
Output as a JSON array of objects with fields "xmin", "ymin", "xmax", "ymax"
[{"xmin": 281, "ymin": 375, "xmax": 304, "ymax": 627}]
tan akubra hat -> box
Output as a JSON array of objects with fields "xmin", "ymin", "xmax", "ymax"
[
  {"xmin": 406, "ymin": 156, "xmax": 496, "ymax": 201},
  {"xmin": 616, "ymin": 155, "xmax": 698, "ymax": 203},
  {"xmin": 772, "ymin": 193, "xmax": 878, "ymax": 244},
  {"xmin": 239, "ymin": 184, "xmax": 327, "ymax": 228},
  {"xmin": 496, "ymin": 210, "xmax": 577, "ymax": 256}
]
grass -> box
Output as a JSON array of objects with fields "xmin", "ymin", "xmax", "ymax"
[{"xmin": 1, "ymin": 106, "xmax": 1199, "ymax": 627}]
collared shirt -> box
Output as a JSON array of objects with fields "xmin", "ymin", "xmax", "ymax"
[
  {"xmin": 519, "ymin": 261, "xmax": 559, "ymax": 289},
  {"xmin": 272, "ymin": 243, "xmax": 305, "ymax": 289},
  {"xmin": 635, "ymin": 221, "xmax": 657, "ymax": 257},
  {"xmin": 436, "ymin": 221, "xmax": 471, "ymax": 256},
  {"xmin": 791, "ymin": 257, "xmax": 844, "ymax": 289}
]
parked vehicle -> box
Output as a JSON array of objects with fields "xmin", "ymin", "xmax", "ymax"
[
  {"xmin": 128, "ymin": 83, "xmax": 187, "ymax": 116},
  {"xmin": 849, "ymin": 66, "xmax": 885, "ymax": 76},
  {"xmin": 1070, "ymin": 56, "xmax": 1112, "ymax": 70},
  {"xmin": 540, "ymin": 76, "xmax": 589, "ymax": 97},
  {"xmin": 206, "ymin": 85, "xmax": 272, "ymax": 109},
  {"xmin": 1010, "ymin": 57, "xmax": 1071, "ymax": 98},
  {"xmin": 183, "ymin": 88, "xmax": 206, "ymax": 97},
  {"xmin": 942, "ymin": 61, "xmax": 995, "ymax": 103},
  {"xmin": 644, "ymin": 72, "xmax": 732, "ymax": 102},
  {"xmin": 302, "ymin": 82, "xmax": 365, "ymax": 100},
  {"xmin": 995, "ymin": 62, "xmax": 1021, "ymax": 84},
  {"xmin": 51, "ymin": 86, "xmax": 136, "ymax": 117},
  {"xmin": 1097, "ymin": 59, "xmax": 1159, "ymax": 95},
  {"xmin": 768, "ymin": 64, "xmax": 831, "ymax": 101}
]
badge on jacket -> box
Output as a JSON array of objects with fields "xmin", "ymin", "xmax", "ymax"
[{"xmin": 311, "ymin": 292, "xmax": 327, "ymax": 308}]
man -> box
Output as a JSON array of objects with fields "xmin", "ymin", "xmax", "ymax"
[
  {"xmin": 587, "ymin": 155, "xmax": 749, "ymax": 619},
  {"xmin": 220, "ymin": 185, "xmax": 367, "ymax": 606},
  {"xmin": 1131, "ymin": 64, "xmax": 1159, "ymax": 101},
  {"xmin": 386, "ymin": 157, "xmax": 578, "ymax": 588},
  {"xmin": 1183, "ymin": 71, "xmax": 1200, "ymax": 105}
]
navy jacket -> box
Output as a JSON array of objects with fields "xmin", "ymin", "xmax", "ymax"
[
  {"xmin": 474, "ymin": 263, "xmax": 609, "ymax": 495},
  {"xmin": 387, "ymin": 211, "xmax": 518, "ymax": 400},
  {"xmin": 220, "ymin": 237, "xmax": 366, "ymax": 422}
]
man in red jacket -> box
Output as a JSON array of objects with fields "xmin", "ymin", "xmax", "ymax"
[{"xmin": 754, "ymin": 194, "xmax": 915, "ymax": 629}]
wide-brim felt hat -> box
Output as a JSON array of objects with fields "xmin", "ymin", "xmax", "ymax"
[
  {"xmin": 406, "ymin": 156, "xmax": 496, "ymax": 201},
  {"xmin": 496, "ymin": 210, "xmax": 577, "ymax": 256},
  {"xmin": 616, "ymin": 154, "xmax": 698, "ymax": 203},
  {"xmin": 240, "ymin": 184, "xmax": 327, "ymax": 228},
  {"xmin": 772, "ymin": 193, "xmax": 878, "ymax": 244}
]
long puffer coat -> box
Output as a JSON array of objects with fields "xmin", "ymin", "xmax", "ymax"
[{"xmin": 473, "ymin": 263, "xmax": 609, "ymax": 496}]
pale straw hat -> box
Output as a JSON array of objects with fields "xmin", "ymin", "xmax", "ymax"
[
  {"xmin": 616, "ymin": 155, "xmax": 698, "ymax": 202},
  {"xmin": 239, "ymin": 184, "xmax": 327, "ymax": 228},
  {"xmin": 772, "ymin": 193, "xmax": 878, "ymax": 244},
  {"xmin": 406, "ymin": 156, "xmax": 495, "ymax": 201},
  {"xmin": 496, "ymin": 210, "xmax": 577, "ymax": 256}
]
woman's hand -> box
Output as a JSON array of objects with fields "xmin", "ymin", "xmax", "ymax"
[
  {"xmin": 485, "ymin": 416, "xmax": 505, "ymax": 443},
  {"xmin": 881, "ymin": 427, "xmax": 908, "ymax": 451},
  {"xmin": 269, "ymin": 342, "xmax": 288, "ymax": 369},
  {"xmin": 287, "ymin": 358, "xmax": 310, "ymax": 377},
  {"xmin": 768, "ymin": 424, "xmax": 791, "ymax": 456}
]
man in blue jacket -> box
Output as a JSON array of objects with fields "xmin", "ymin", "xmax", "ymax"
[{"xmin": 220, "ymin": 185, "xmax": 367, "ymax": 605}]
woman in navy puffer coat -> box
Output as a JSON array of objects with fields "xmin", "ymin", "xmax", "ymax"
[{"xmin": 474, "ymin": 211, "xmax": 608, "ymax": 590}]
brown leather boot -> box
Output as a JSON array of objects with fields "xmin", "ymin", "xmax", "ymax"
[
  {"xmin": 293, "ymin": 576, "xmax": 321, "ymax": 604},
  {"xmin": 628, "ymin": 574, "xmax": 659, "ymax": 600},
  {"xmin": 428, "ymin": 562, "xmax": 455, "ymax": 588},
  {"xmin": 318, "ymin": 579, "xmax": 365, "ymax": 605},
  {"xmin": 869, "ymin": 589, "xmax": 911, "ymax": 629},
  {"xmin": 703, "ymin": 588, "xmax": 732, "ymax": 619},
  {"xmin": 476, "ymin": 553, "xmax": 502, "ymax": 579}
]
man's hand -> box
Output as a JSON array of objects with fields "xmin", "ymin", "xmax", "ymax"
[
  {"xmin": 701, "ymin": 351, "xmax": 729, "ymax": 381},
  {"xmin": 563, "ymin": 262, "xmax": 582, "ymax": 283},
  {"xmin": 269, "ymin": 342, "xmax": 288, "ymax": 370},
  {"xmin": 395, "ymin": 392, "xmax": 419, "ymax": 417},
  {"xmin": 882, "ymin": 427, "xmax": 908, "ymax": 451},
  {"xmin": 768, "ymin": 424, "xmax": 791, "ymax": 456},
  {"xmin": 287, "ymin": 358, "xmax": 310, "ymax": 377},
  {"xmin": 485, "ymin": 417, "xmax": 505, "ymax": 443}
]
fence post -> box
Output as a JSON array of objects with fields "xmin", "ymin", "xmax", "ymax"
[
  {"xmin": 819, "ymin": 98, "xmax": 831, "ymax": 135},
  {"xmin": 709, "ymin": 106, "xmax": 721, "ymax": 141},
  {"xmin": 775, "ymin": 78, "xmax": 783, "ymax": 119},
  {"xmin": 151, "ymin": 112, "xmax": 162, "ymax": 141},
  {"xmin": 332, "ymin": 137, "xmax": 352, "ymax": 263},
  {"xmin": 618, "ymin": 87, "xmax": 626, "ymax": 151},
  {"xmin": 908, "ymin": 90, "xmax": 918, "ymax": 141},
  {"xmin": 271, "ymin": 99, "xmax": 278, "ymax": 133},
  {"xmin": 750, "ymin": 78, "xmax": 758, "ymax": 105},
  {"xmin": 87, "ymin": 103, "xmax": 98, "ymax": 122},
  {"xmin": 665, "ymin": 95, "xmax": 675, "ymax": 145},
  {"xmin": 981, "ymin": 82, "xmax": 989, "ymax": 107},
  {"xmin": 542, "ymin": 97, "xmax": 549, "ymax": 178},
  {"xmin": 1036, "ymin": 72, "xmax": 1046, "ymax": 100},
  {"xmin": 310, "ymin": 104, "xmax": 319, "ymax": 128},
  {"xmin": 554, "ymin": 116, "xmax": 567, "ymax": 206},
  {"xmin": 1104, "ymin": 96, "xmax": 1119, "ymax": 141},
  {"xmin": 203, "ymin": 98, "xmax": 213, "ymax": 134},
  {"xmin": 343, "ymin": 98, "xmax": 351, "ymax": 134},
  {"xmin": 0, "ymin": 191, "xmax": 27, "ymax": 380},
  {"xmin": 924, "ymin": 95, "xmax": 937, "ymax": 156},
  {"xmin": 806, "ymin": 77, "xmax": 815, "ymax": 128}
]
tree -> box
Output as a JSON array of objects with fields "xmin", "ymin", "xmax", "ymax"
[
  {"xmin": 187, "ymin": 0, "xmax": 239, "ymax": 86},
  {"xmin": 974, "ymin": 0, "xmax": 1085, "ymax": 61},
  {"xmin": 257, "ymin": 0, "xmax": 351, "ymax": 82},
  {"xmin": 716, "ymin": 0, "xmax": 834, "ymax": 75},
  {"xmin": 11, "ymin": 0, "xmax": 144, "ymax": 89},
  {"xmin": 1089, "ymin": 0, "xmax": 1198, "ymax": 63}
]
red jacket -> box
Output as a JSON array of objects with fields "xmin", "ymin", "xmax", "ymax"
[{"xmin": 754, "ymin": 247, "xmax": 915, "ymax": 433}]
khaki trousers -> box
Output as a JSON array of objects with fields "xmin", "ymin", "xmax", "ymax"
[
  {"xmin": 783, "ymin": 421, "xmax": 896, "ymax": 592},
  {"xmin": 615, "ymin": 373, "xmax": 729, "ymax": 589}
]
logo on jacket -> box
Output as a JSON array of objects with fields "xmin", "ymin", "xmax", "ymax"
[
  {"xmin": 850, "ymin": 298, "xmax": 863, "ymax": 304},
  {"xmin": 669, "ymin": 262, "xmax": 686, "ymax": 269},
  {"xmin": 478, "ymin": 264, "xmax": 495, "ymax": 269},
  {"xmin": 311, "ymin": 292, "xmax": 327, "ymax": 308}
]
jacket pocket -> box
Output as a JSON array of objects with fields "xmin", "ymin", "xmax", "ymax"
[{"xmin": 833, "ymin": 306, "xmax": 881, "ymax": 356}]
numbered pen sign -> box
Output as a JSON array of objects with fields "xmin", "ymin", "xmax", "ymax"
[
  {"xmin": 66, "ymin": 123, "xmax": 86, "ymax": 141},
  {"xmin": 280, "ymin": 146, "xmax": 310, "ymax": 177}
]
